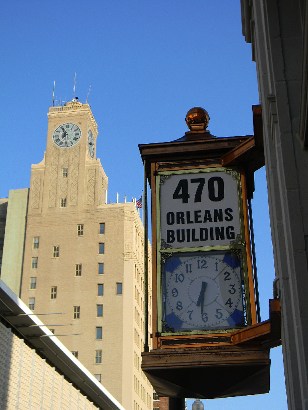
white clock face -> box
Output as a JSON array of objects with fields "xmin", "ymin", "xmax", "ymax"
[
  {"xmin": 162, "ymin": 251, "xmax": 244, "ymax": 332},
  {"xmin": 52, "ymin": 123, "xmax": 81, "ymax": 148},
  {"xmin": 88, "ymin": 130, "xmax": 95, "ymax": 158}
]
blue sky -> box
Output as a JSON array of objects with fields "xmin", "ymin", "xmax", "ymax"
[{"xmin": 0, "ymin": 1, "xmax": 287, "ymax": 409}]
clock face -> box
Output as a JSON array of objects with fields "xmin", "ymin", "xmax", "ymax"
[
  {"xmin": 88, "ymin": 130, "xmax": 95, "ymax": 158},
  {"xmin": 162, "ymin": 251, "xmax": 244, "ymax": 332},
  {"xmin": 52, "ymin": 123, "xmax": 81, "ymax": 148}
]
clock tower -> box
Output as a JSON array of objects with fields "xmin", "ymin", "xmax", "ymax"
[
  {"xmin": 30, "ymin": 98, "xmax": 108, "ymax": 214},
  {"xmin": 15, "ymin": 99, "xmax": 154, "ymax": 409}
]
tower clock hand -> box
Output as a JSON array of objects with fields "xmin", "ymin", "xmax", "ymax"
[
  {"xmin": 60, "ymin": 127, "xmax": 66, "ymax": 143},
  {"xmin": 196, "ymin": 281, "xmax": 207, "ymax": 315},
  {"xmin": 64, "ymin": 131, "xmax": 69, "ymax": 146}
]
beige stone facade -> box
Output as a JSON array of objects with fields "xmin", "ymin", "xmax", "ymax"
[
  {"xmin": 3, "ymin": 100, "xmax": 153, "ymax": 410},
  {"xmin": 1, "ymin": 189, "xmax": 28, "ymax": 294},
  {"xmin": 0, "ymin": 320, "xmax": 99, "ymax": 410},
  {"xmin": 0, "ymin": 280, "xmax": 124, "ymax": 410}
]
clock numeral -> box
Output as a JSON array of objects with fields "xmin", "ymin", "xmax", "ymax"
[
  {"xmin": 171, "ymin": 288, "xmax": 178, "ymax": 297},
  {"xmin": 187, "ymin": 310, "xmax": 193, "ymax": 320},
  {"xmin": 215, "ymin": 261, "xmax": 219, "ymax": 271},
  {"xmin": 185, "ymin": 264, "xmax": 192, "ymax": 273},
  {"xmin": 215, "ymin": 308, "xmax": 223, "ymax": 319},
  {"xmin": 201, "ymin": 312, "xmax": 208, "ymax": 323},
  {"xmin": 175, "ymin": 273, "xmax": 184, "ymax": 283},
  {"xmin": 197, "ymin": 259, "xmax": 207, "ymax": 269},
  {"xmin": 176, "ymin": 301, "xmax": 183, "ymax": 311},
  {"xmin": 228, "ymin": 284, "xmax": 236, "ymax": 294},
  {"xmin": 225, "ymin": 298, "xmax": 233, "ymax": 308},
  {"xmin": 224, "ymin": 271, "xmax": 231, "ymax": 281}
]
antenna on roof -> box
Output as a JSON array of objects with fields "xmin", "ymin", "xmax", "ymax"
[
  {"xmin": 73, "ymin": 72, "xmax": 77, "ymax": 98},
  {"xmin": 86, "ymin": 84, "xmax": 92, "ymax": 103},
  {"xmin": 52, "ymin": 80, "xmax": 56, "ymax": 106}
]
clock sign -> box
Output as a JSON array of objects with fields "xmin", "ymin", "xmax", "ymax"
[
  {"xmin": 158, "ymin": 169, "xmax": 242, "ymax": 249},
  {"xmin": 157, "ymin": 168, "xmax": 247, "ymax": 334}
]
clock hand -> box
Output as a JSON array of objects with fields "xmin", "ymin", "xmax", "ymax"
[
  {"xmin": 64, "ymin": 131, "xmax": 68, "ymax": 147},
  {"xmin": 60, "ymin": 127, "xmax": 67, "ymax": 144},
  {"xmin": 196, "ymin": 281, "xmax": 207, "ymax": 315}
]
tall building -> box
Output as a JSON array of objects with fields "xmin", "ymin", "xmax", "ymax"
[
  {"xmin": 241, "ymin": 1, "xmax": 308, "ymax": 408},
  {"xmin": 1, "ymin": 99, "xmax": 153, "ymax": 410}
]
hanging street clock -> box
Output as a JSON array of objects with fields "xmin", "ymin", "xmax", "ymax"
[
  {"xmin": 139, "ymin": 106, "xmax": 281, "ymax": 400},
  {"xmin": 158, "ymin": 167, "xmax": 251, "ymax": 335}
]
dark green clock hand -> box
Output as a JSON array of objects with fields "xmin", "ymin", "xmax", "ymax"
[
  {"xmin": 60, "ymin": 127, "xmax": 67, "ymax": 144},
  {"xmin": 196, "ymin": 281, "xmax": 207, "ymax": 315}
]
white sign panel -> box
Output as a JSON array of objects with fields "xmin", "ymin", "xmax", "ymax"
[{"xmin": 159, "ymin": 169, "xmax": 242, "ymax": 249}]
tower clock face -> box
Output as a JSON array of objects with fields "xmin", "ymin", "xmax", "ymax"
[
  {"xmin": 88, "ymin": 129, "xmax": 95, "ymax": 157},
  {"xmin": 52, "ymin": 123, "xmax": 81, "ymax": 148},
  {"xmin": 162, "ymin": 251, "xmax": 244, "ymax": 332}
]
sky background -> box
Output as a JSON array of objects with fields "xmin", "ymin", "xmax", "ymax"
[{"xmin": 0, "ymin": 1, "xmax": 287, "ymax": 409}]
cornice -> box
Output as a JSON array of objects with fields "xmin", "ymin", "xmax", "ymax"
[{"xmin": 48, "ymin": 102, "xmax": 98, "ymax": 133}]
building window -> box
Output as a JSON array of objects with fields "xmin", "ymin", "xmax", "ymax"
[
  {"xmin": 30, "ymin": 277, "xmax": 37, "ymax": 289},
  {"xmin": 116, "ymin": 282, "xmax": 123, "ymax": 295},
  {"xmin": 75, "ymin": 264, "xmax": 82, "ymax": 276},
  {"xmin": 74, "ymin": 306, "xmax": 80, "ymax": 319},
  {"xmin": 31, "ymin": 257, "xmax": 38, "ymax": 269},
  {"xmin": 94, "ymin": 374, "xmax": 101, "ymax": 382},
  {"xmin": 98, "ymin": 263, "xmax": 104, "ymax": 275},
  {"xmin": 77, "ymin": 224, "xmax": 84, "ymax": 236},
  {"xmin": 97, "ymin": 304, "xmax": 103, "ymax": 317},
  {"xmin": 51, "ymin": 286, "xmax": 57, "ymax": 299},
  {"xmin": 95, "ymin": 350, "xmax": 102, "ymax": 364},
  {"xmin": 62, "ymin": 168, "xmax": 68, "ymax": 178},
  {"xmin": 29, "ymin": 297, "xmax": 35, "ymax": 310},
  {"xmin": 99, "ymin": 223, "xmax": 105, "ymax": 234},
  {"xmin": 97, "ymin": 284, "xmax": 104, "ymax": 296},
  {"xmin": 53, "ymin": 245, "xmax": 60, "ymax": 257},
  {"xmin": 99, "ymin": 243, "xmax": 105, "ymax": 254},
  {"xmin": 96, "ymin": 327, "xmax": 103, "ymax": 340},
  {"xmin": 60, "ymin": 198, "xmax": 67, "ymax": 208},
  {"xmin": 71, "ymin": 351, "xmax": 78, "ymax": 358},
  {"xmin": 153, "ymin": 392, "xmax": 159, "ymax": 400},
  {"xmin": 33, "ymin": 236, "xmax": 40, "ymax": 249}
]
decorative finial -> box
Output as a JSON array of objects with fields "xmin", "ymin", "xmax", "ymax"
[{"xmin": 185, "ymin": 107, "xmax": 210, "ymax": 132}]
